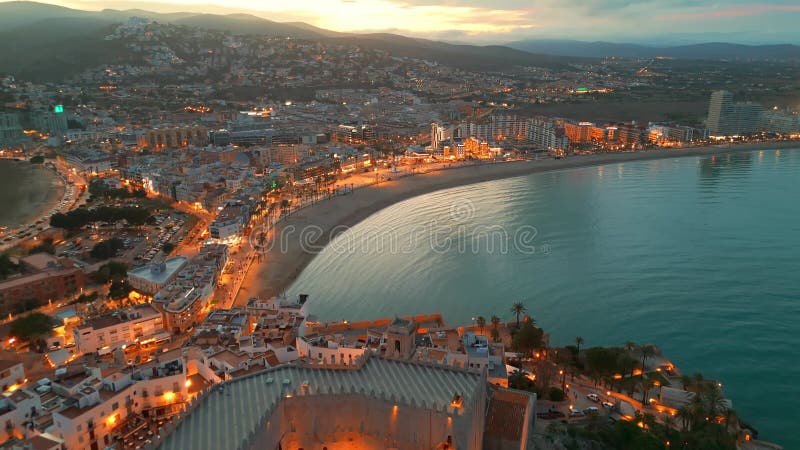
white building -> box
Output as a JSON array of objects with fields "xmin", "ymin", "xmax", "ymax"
[
  {"xmin": 0, "ymin": 360, "xmax": 25, "ymax": 392},
  {"xmin": 127, "ymin": 256, "xmax": 188, "ymax": 295},
  {"xmin": 52, "ymin": 350, "xmax": 187, "ymax": 450},
  {"xmin": 73, "ymin": 305, "xmax": 165, "ymax": 354}
]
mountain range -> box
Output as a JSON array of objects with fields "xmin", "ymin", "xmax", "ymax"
[
  {"xmin": 0, "ymin": 1, "xmax": 580, "ymax": 81},
  {"xmin": 1, "ymin": 1, "xmax": 799, "ymax": 82},
  {"xmin": 507, "ymin": 39, "xmax": 800, "ymax": 60}
]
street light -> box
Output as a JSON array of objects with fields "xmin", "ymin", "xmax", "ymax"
[{"xmin": 560, "ymin": 369, "xmax": 566, "ymax": 391}]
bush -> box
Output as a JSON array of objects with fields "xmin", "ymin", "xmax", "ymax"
[
  {"xmin": 161, "ymin": 242, "xmax": 175, "ymax": 253},
  {"xmin": 29, "ymin": 155, "xmax": 45, "ymax": 164},
  {"xmin": 108, "ymin": 280, "xmax": 133, "ymax": 300},
  {"xmin": 50, "ymin": 206, "xmax": 151, "ymax": 230},
  {"xmin": 91, "ymin": 261, "xmax": 129, "ymax": 284},
  {"xmin": 90, "ymin": 238, "xmax": 125, "ymax": 260},
  {"xmin": 548, "ymin": 387, "xmax": 566, "ymax": 402},
  {"xmin": 10, "ymin": 312, "xmax": 54, "ymax": 342}
]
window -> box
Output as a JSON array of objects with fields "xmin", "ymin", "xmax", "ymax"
[
  {"xmin": 112, "ymin": 402, "xmax": 119, "ymax": 411},
  {"xmin": 77, "ymin": 424, "xmax": 82, "ymax": 432},
  {"xmin": 78, "ymin": 436, "xmax": 84, "ymax": 443}
]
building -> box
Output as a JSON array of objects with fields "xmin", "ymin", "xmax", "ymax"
[
  {"xmin": 158, "ymin": 356, "xmax": 501, "ymax": 450},
  {"xmin": 152, "ymin": 244, "xmax": 228, "ymax": 333},
  {"xmin": 73, "ymin": 304, "xmax": 165, "ymax": 354},
  {"xmin": 0, "ymin": 360, "xmax": 25, "ymax": 392},
  {"xmin": 208, "ymin": 205, "xmax": 246, "ymax": 243},
  {"xmin": 51, "ymin": 350, "xmax": 187, "ymax": 450},
  {"xmin": 761, "ymin": 109, "xmax": 800, "ymax": 134},
  {"xmin": 146, "ymin": 126, "xmax": 208, "ymax": 150},
  {"xmin": 707, "ymin": 90, "xmax": 765, "ymax": 136},
  {"xmin": 32, "ymin": 109, "xmax": 68, "ymax": 136},
  {"xmin": 127, "ymin": 256, "xmax": 189, "ymax": 295},
  {"xmin": 335, "ymin": 124, "xmax": 374, "ymax": 144},
  {"xmin": 0, "ymin": 256, "xmax": 86, "ymax": 316},
  {"xmin": 562, "ymin": 121, "xmax": 595, "ymax": 143},
  {"xmin": 0, "ymin": 112, "xmax": 24, "ymax": 145},
  {"xmin": 526, "ymin": 118, "xmax": 568, "ymax": 151}
]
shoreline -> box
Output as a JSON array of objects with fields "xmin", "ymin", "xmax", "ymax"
[
  {"xmin": 0, "ymin": 160, "xmax": 65, "ymax": 228},
  {"xmin": 234, "ymin": 140, "xmax": 800, "ymax": 305}
]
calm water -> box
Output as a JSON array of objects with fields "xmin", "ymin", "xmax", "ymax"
[
  {"xmin": 288, "ymin": 148, "xmax": 800, "ymax": 446},
  {"xmin": 0, "ymin": 159, "xmax": 63, "ymax": 229}
]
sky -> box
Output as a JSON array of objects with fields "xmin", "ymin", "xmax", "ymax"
[{"xmin": 18, "ymin": 0, "xmax": 800, "ymax": 44}]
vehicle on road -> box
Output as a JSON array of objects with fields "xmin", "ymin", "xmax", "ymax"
[
  {"xmin": 602, "ymin": 401, "xmax": 614, "ymax": 408},
  {"xmin": 586, "ymin": 393, "xmax": 600, "ymax": 402}
]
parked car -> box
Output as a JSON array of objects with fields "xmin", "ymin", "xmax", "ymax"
[
  {"xmin": 569, "ymin": 409, "xmax": 585, "ymax": 417},
  {"xmin": 586, "ymin": 393, "xmax": 600, "ymax": 402},
  {"xmin": 602, "ymin": 401, "xmax": 615, "ymax": 409},
  {"xmin": 583, "ymin": 406, "xmax": 599, "ymax": 414}
]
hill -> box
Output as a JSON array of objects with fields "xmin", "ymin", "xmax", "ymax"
[
  {"xmin": 0, "ymin": 1, "xmax": 582, "ymax": 80},
  {"xmin": 507, "ymin": 39, "xmax": 800, "ymax": 60}
]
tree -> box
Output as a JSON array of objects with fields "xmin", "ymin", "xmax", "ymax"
[
  {"xmin": 162, "ymin": 242, "xmax": 175, "ymax": 254},
  {"xmin": 575, "ymin": 336, "xmax": 584, "ymax": 361},
  {"xmin": 9, "ymin": 313, "xmax": 54, "ymax": 342},
  {"xmin": 29, "ymin": 155, "xmax": 44, "ymax": 164},
  {"xmin": 490, "ymin": 315, "xmax": 501, "ymax": 342},
  {"xmin": 512, "ymin": 319, "xmax": 543, "ymax": 356},
  {"xmin": 108, "ymin": 280, "xmax": 133, "ymax": 300},
  {"xmin": 640, "ymin": 344, "xmax": 656, "ymax": 376},
  {"xmin": 490, "ymin": 327, "xmax": 500, "ymax": 343},
  {"xmin": 510, "ymin": 302, "xmax": 527, "ymax": 328},
  {"xmin": 90, "ymin": 238, "xmax": 125, "ymax": 260},
  {"xmin": 0, "ymin": 253, "xmax": 20, "ymax": 280},
  {"xmin": 91, "ymin": 261, "xmax": 129, "ymax": 284},
  {"xmin": 476, "ymin": 316, "xmax": 486, "ymax": 335}
]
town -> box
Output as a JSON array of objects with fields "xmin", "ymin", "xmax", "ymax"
[{"xmin": 0, "ymin": 11, "xmax": 797, "ymax": 450}]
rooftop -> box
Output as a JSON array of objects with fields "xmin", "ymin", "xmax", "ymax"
[
  {"xmin": 159, "ymin": 357, "xmax": 483, "ymax": 450},
  {"xmin": 128, "ymin": 256, "xmax": 188, "ymax": 285}
]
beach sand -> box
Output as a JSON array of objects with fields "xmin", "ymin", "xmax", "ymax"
[{"xmin": 234, "ymin": 141, "xmax": 800, "ymax": 305}]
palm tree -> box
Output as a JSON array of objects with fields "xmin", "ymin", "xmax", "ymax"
[
  {"xmin": 723, "ymin": 408, "xmax": 737, "ymax": 434},
  {"xmin": 575, "ymin": 336, "xmax": 584, "ymax": 361},
  {"xmin": 510, "ymin": 302, "xmax": 527, "ymax": 329},
  {"xmin": 476, "ymin": 316, "xmax": 486, "ymax": 335},
  {"xmin": 490, "ymin": 315, "xmax": 501, "ymax": 342},
  {"xmin": 677, "ymin": 405, "xmax": 693, "ymax": 431},
  {"xmin": 640, "ymin": 344, "xmax": 656, "ymax": 376},
  {"xmin": 490, "ymin": 327, "xmax": 500, "ymax": 343}
]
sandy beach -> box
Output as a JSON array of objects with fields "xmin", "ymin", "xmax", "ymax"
[{"xmin": 234, "ymin": 141, "xmax": 800, "ymax": 305}]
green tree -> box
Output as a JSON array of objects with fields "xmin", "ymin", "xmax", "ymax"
[
  {"xmin": 108, "ymin": 280, "xmax": 133, "ymax": 300},
  {"xmin": 510, "ymin": 302, "xmax": 527, "ymax": 329},
  {"xmin": 490, "ymin": 315, "xmax": 501, "ymax": 342},
  {"xmin": 9, "ymin": 312, "xmax": 54, "ymax": 342},
  {"xmin": 575, "ymin": 336, "xmax": 584, "ymax": 361},
  {"xmin": 512, "ymin": 318, "xmax": 543, "ymax": 356},
  {"xmin": 162, "ymin": 242, "xmax": 175, "ymax": 253},
  {"xmin": 640, "ymin": 344, "xmax": 656, "ymax": 376},
  {"xmin": 0, "ymin": 253, "xmax": 19, "ymax": 280},
  {"xmin": 90, "ymin": 238, "xmax": 125, "ymax": 260},
  {"xmin": 91, "ymin": 261, "xmax": 129, "ymax": 284},
  {"xmin": 476, "ymin": 316, "xmax": 486, "ymax": 335}
]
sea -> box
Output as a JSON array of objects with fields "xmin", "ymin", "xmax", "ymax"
[
  {"xmin": 0, "ymin": 159, "xmax": 64, "ymax": 229},
  {"xmin": 287, "ymin": 148, "xmax": 800, "ymax": 447}
]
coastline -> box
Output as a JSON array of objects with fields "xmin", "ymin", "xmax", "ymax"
[
  {"xmin": 234, "ymin": 140, "xmax": 800, "ymax": 305},
  {"xmin": 0, "ymin": 159, "xmax": 66, "ymax": 230}
]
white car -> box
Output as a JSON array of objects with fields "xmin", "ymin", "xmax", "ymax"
[
  {"xmin": 584, "ymin": 406, "xmax": 599, "ymax": 414},
  {"xmin": 602, "ymin": 401, "xmax": 614, "ymax": 408},
  {"xmin": 586, "ymin": 393, "xmax": 600, "ymax": 402}
]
